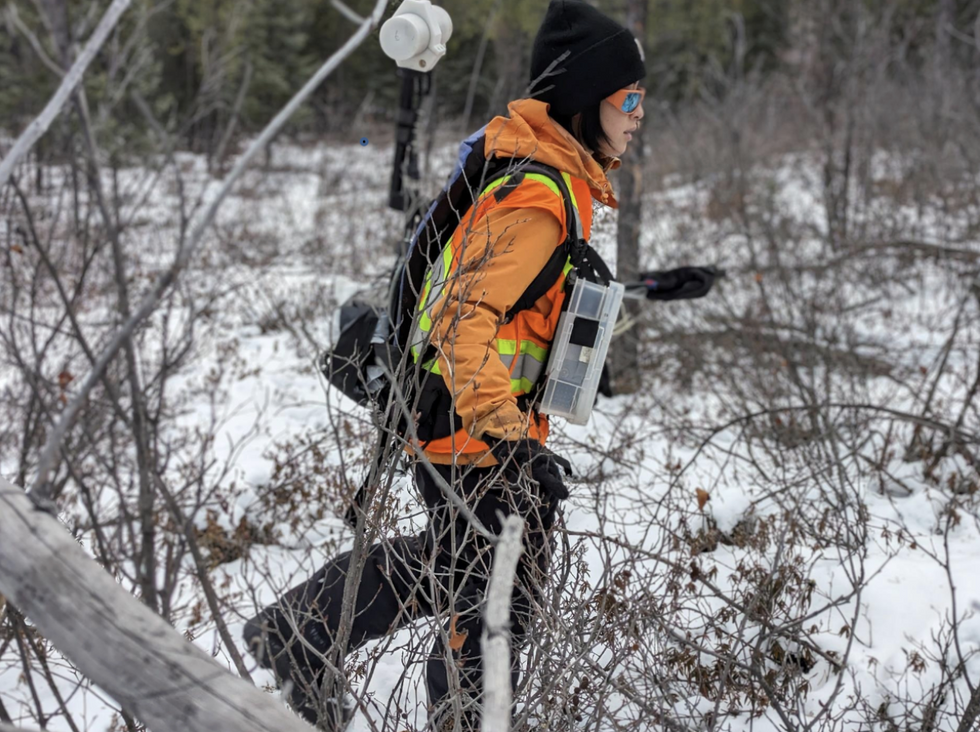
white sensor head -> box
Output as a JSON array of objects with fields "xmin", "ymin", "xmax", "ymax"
[
  {"xmin": 380, "ymin": 0, "xmax": 453, "ymax": 71},
  {"xmin": 380, "ymin": 14, "xmax": 430, "ymax": 61}
]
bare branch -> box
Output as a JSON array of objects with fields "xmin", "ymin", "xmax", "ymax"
[
  {"xmin": 481, "ymin": 514, "xmax": 524, "ymax": 732},
  {"xmin": 462, "ymin": 0, "xmax": 501, "ymax": 132},
  {"xmin": 0, "ymin": 0, "xmax": 133, "ymax": 189},
  {"xmin": 4, "ymin": 4, "xmax": 64, "ymax": 78},
  {"xmin": 154, "ymin": 475, "xmax": 253, "ymax": 683},
  {"xmin": 0, "ymin": 723, "xmax": 44, "ymax": 732},
  {"xmin": 331, "ymin": 0, "xmax": 365, "ymax": 25}
]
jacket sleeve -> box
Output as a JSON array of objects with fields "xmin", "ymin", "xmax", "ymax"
[{"xmin": 428, "ymin": 205, "xmax": 563, "ymax": 442}]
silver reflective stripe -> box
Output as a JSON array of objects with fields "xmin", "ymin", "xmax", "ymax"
[{"xmin": 498, "ymin": 351, "xmax": 546, "ymax": 385}]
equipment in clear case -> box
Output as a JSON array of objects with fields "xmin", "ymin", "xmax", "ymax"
[{"xmin": 538, "ymin": 275, "xmax": 626, "ymax": 425}]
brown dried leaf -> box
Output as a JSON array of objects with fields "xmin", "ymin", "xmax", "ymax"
[
  {"xmin": 448, "ymin": 613, "xmax": 468, "ymax": 652},
  {"xmin": 696, "ymin": 488, "xmax": 710, "ymax": 510}
]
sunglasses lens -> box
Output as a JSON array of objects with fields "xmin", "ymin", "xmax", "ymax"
[{"xmin": 621, "ymin": 92, "xmax": 640, "ymax": 113}]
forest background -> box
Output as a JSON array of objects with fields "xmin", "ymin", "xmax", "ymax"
[{"xmin": 2, "ymin": 0, "xmax": 973, "ymax": 161}]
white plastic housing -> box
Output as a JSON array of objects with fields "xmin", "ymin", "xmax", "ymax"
[
  {"xmin": 380, "ymin": 15, "xmax": 430, "ymax": 61},
  {"xmin": 380, "ymin": 0, "xmax": 453, "ymax": 71}
]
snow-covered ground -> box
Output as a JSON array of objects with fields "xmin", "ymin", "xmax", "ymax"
[{"xmin": 1, "ymin": 135, "xmax": 978, "ymax": 731}]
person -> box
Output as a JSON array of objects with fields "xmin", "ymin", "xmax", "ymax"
[{"xmin": 242, "ymin": 1, "xmax": 646, "ymax": 729}]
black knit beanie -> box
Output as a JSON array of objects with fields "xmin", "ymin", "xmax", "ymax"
[{"xmin": 529, "ymin": 0, "xmax": 647, "ymax": 117}]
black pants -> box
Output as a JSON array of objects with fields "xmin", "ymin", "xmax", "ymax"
[{"xmin": 243, "ymin": 462, "xmax": 557, "ymax": 730}]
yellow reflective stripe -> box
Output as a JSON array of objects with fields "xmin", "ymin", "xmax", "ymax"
[
  {"xmin": 521, "ymin": 340, "xmax": 548, "ymax": 362},
  {"xmin": 441, "ymin": 240, "xmax": 453, "ymax": 276},
  {"xmin": 561, "ymin": 171, "xmax": 579, "ymax": 211},
  {"xmin": 497, "ymin": 338, "xmax": 517, "ymax": 356},
  {"xmin": 481, "ymin": 176, "xmax": 511, "ymax": 197},
  {"xmin": 496, "ymin": 339, "xmax": 549, "ymax": 361},
  {"xmin": 480, "ymin": 172, "xmax": 577, "ymax": 215},
  {"xmin": 513, "ymin": 355, "xmax": 544, "ymax": 383},
  {"xmin": 417, "ymin": 241, "xmax": 455, "ymax": 337},
  {"xmin": 411, "ymin": 345, "xmax": 442, "ymax": 375},
  {"xmin": 415, "ymin": 170, "xmax": 579, "ymax": 393},
  {"xmin": 524, "ymin": 173, "xmax": 562, "ymax": 200}
]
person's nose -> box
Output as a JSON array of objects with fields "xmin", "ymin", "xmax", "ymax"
[{"xmin": 632, "ymin": 102, "xmax": 645, "ymax": 121}]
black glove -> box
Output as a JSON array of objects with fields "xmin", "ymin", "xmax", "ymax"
[
  {"xmin": 639, "ymin": 265, "xmax": 723, "ymax": 301},
  {"xmin": 489, "ymin": 439, "xmax": 573, "ymax": 501}
]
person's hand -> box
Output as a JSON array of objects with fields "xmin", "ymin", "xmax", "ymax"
[
  {"xmin": 488, "ymin": 439, "xmax": 573, "ymax": 501},
  {"xmin": 640, "ymin": 265, "xmax": 723, "ymax": 300}
]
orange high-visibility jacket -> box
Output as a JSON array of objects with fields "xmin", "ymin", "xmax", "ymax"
[{"xmin": 417, "ymin": 98, "xmax": 619, "ymax": 467}]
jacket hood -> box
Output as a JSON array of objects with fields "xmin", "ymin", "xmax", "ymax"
[{"xmin": 484, "ymin": 99, "xmax": 619, "ymax": 209}]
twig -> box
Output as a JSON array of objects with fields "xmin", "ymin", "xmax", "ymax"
[
  {"xmin": 19, "ymin": 613, "xmax": 84, "ymax": 732},
  {"xmin": 5, "ymin": 4, "xmax": 65, "ymax": 77},
  {"xmin": 462, "ymin": 0, "xmax": 501, "ymax": 132},
  {"xmin": 212, "ymin": 60, "xmax": 253, "ymax": 174},
  {"xmin": 153, "ymin": 476, "xmax": 253, "ymax": 683},
  {"xmin": 956, "ymin": 683, "xmax": 980, "ymax": 732},
  {"xmin": 0, "ymin": 0, "xmax": 133, "ymax": 189}
]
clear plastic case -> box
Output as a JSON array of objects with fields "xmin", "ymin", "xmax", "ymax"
[{"xmin": 538, "ymin": 277, "xmax": 625, "ymax": 425}]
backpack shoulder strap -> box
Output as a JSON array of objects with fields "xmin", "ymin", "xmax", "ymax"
[
  {"xmin": 499, "ymin": 162, "xmax": 581, "ymax": 318},
  {"xmin": 491, "ymin": 162, "xmax": 582, "ymax": 242},
  {"xmin": 497, "ymin": 162, "xmax": 615, "ymax": 319}
]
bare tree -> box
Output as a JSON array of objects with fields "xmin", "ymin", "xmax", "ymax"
[{"xmin": 611, "ymin": 0, "xmax": 647, "ymax": 394}]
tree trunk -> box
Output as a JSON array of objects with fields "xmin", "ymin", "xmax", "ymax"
[
  {"xmin": 463, "ymin": 0, "xmax": 501, "ymax": 133},
  {"xmin": 489, "ymin": 6, "xmax": 527, "ymax": 116},
  {"xmin": 611, "ymin": 0, "xmax": 648, "ymax": 395},
  {"xmin": 0, "ymin": 480, "xmax": 310, "ymax": 732}
]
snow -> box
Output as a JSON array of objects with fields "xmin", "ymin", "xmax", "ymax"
[{"xmin": 2, "ymin": 134, "xmax": 979, "ymax": 732}]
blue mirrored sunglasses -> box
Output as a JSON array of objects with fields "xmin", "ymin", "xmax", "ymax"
[{"xmin": 605, "ymin": 87, "xmax": 646, "ymax": 114}]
